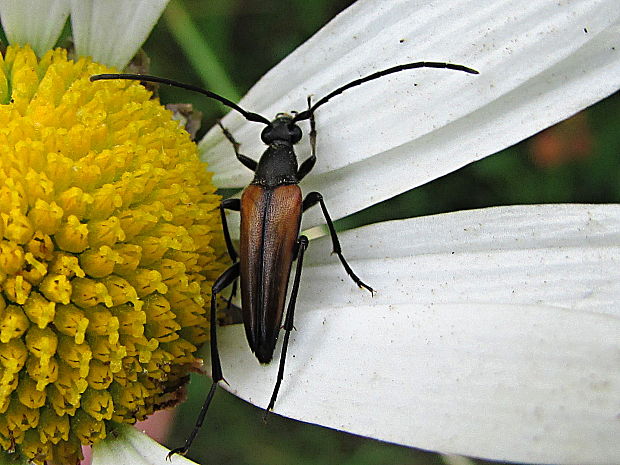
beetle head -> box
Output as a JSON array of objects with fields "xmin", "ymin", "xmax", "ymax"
[{"xmin": 261, "ymin": 114, "xmax": 302, "ymax": 145}]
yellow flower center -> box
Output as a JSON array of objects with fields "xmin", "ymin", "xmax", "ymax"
[{"xmin": 0, "ymin": 45, "xmax": 226, "ymax": 464}]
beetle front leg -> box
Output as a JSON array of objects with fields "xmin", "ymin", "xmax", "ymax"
[
  {"xmin": 217, "ymin": 120, "xmax": 258, "ymax": 171},
  {"xmin": 168, "ymin": 262, "xmax": 240, "ymax": 458},
  {"xmin": 303, "ymin": 192, "xmax": 374, "ymax": 295},
  {"xmin": 297, "ymin": 96, "xmax": 317, "ymax": 181}
]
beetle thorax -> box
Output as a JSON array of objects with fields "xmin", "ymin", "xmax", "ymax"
[{"xmin": 252, "ymin": 143, "xmax": 299, "ymax": 187}]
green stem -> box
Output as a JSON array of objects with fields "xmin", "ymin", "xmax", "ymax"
[{"xmin": 164, "ymin": 1, "xmax": 240, "ymax": 102}]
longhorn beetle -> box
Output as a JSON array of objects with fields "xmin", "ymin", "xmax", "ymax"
[{"xmin": 91, "ymin": 61, "xmax": 478, "ymax": 456}]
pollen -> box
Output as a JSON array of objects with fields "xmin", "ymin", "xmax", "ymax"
[{"xmin": 0, "ymin": 45, "xmax": 226, "ymax": 464}]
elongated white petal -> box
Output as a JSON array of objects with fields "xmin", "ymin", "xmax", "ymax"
[
  {"xmin": 92, "ymin": 424, "xmax": 197, "ymax": 465},
  {"xmin": 302, "ymin": 204, "xmax": 620, "ymax": 316},
  {"xmin": 0, "ymin": 0, "xmax": 69, "ymax": 56},
  {"xmin": 201, "ymin": 0, "xmax": 620, "ymax": 227},
  {"xmin": 70, "ymin": 0, "xmax": 169, "ymax": 69},
  {"xmin": 213, "ymin": 204, "xmax": 620, "ymax": 464}
]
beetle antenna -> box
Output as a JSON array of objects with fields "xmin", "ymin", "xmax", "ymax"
[
  {"xmin": 293, "ymin": 61, "xmax": 478, "ymax": 122},
  {"xmin": 90, "ymin": 73, "xmax": 271, "ymax": 125}
]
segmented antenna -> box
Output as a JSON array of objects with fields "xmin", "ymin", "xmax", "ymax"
[
  {"xmin": 293, "ymin": 61, "xmax": 478, "ymax": 122},
  {"xmin": 91, "ymin": 61, "xmax": 478, "ymax": 125},
  {"xmin": 90, "ymin": 73, "xmax": 270, "ymax": 125}
]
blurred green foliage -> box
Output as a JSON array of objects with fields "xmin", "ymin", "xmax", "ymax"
[
  {"xmin": 173, "ymin": 373, "xmax": 447, "ymax": 465},
  {"xmin": 141, "ymin": 1, "xmax": 619, "ymax": 464}
]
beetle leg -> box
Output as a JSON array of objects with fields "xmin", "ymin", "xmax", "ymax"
[
  {"xmin": 168, "ymin": 262, "xmax": 240, "ymax": 458},
  {"xmin": 303, "ymin": 192, "xmax": 374, "ymax": 295},
  {"xmin": 220, "ymin": 198, "xmax": 240, "ymax": 262},
  {"xmin": 297, "ymin": 150, "xmax": 316, "ymax": 181},
  {"xmin": 220, "ymin": 198, "xmax": 241, "ymax": 308},
  {"xmin": 308, "ymin": 95, "xmax": 317, "ymax": 155},
  {"xmin": 297, "ymin": 96, "xmax": 316, "ymax": 181},
  {"xmin": 264, "ymin": 235, "xmax": 309, "ymax": 418},
  {"xmin": 217, "ymin": 120, "xmax": 258, "ymax": 171}
]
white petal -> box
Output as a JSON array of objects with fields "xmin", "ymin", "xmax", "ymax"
[
  {"xmin": 219, "ymin": 304, "xmax": 619, "ymax": 464},
  {"xmin": 200, "ymin": 0, "xmax": 620, "ymax": 226},
  {"xmin": 213, "ymin": 204, "xmax": 620, "ymax": 464},
  {"xmin": 302, "ymin": 204, "xmax": 620, "ymax": 316},
  {"xmin": 91, "ymin": 424, "xmax": 197, "ymax": 465},
  {"xmin": 70, "ymin": 0, "xmax": 169, "ymax": 69},
  {"xmin": 0, "ymin": 0, "xmax": 69, "ymax": 56}
]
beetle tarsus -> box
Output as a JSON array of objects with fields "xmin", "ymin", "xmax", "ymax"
[
  {"xmin": 339, "ymin": 255, "xmax": 374, "ymax": 295},
  {"xmin": 216, "ymin": 119, "xmax": 240, "ymax": 152},
  {"xmin": 217, "ymin": 120, "xmax": 258, "ymax": 171},
  {"xmin": 166, "ymin": 447, "xmax": 187, "ymax": 460},
  {"xmin": 168, "ymin": 380, "xmax": 219, "ymax": 459}
]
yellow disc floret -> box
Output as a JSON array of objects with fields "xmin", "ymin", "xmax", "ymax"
[{"xmin": 0, "ymin": 45, "xmax": 226, "ymax": 464}]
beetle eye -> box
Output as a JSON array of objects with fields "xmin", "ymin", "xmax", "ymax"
[
  {"xmin": 260, "ymin": 125, "xmax": 275, "ymax": 144},
  {"xmin": 289, "ymin": 125, "xmax": 302, "ymax": 143}
]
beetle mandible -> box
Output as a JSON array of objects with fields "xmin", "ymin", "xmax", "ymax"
[{"xmin": 91, "ymin": 61, "xmax": 478, "ymax": 456}]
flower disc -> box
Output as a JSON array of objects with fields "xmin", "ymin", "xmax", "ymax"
[{"xmin": 0, "ymin": 45, "xmax": 226, "ymax": 464}]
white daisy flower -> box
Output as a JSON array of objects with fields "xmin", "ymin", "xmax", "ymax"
[{"xmin": 0, "ymin": 1, "xmax": 617, "ymax": 464}]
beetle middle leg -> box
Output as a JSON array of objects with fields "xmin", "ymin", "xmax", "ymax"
[
  {"xmin": 220, "ymin": 198, "xmax": 240, "ymax": 307},
  {"xmin": 220, "ymin": 198, "xmax": 239, "ymax": 263},
  {"xmin": 168, "ymin": 262, "xmax": 240, "ymax": 458},
  {"xmin": 264, "ymin": 235, "xmax": 309, "ymax": 417},
  {"xmin": 302, "ymin": 192, "xmax": 374, "ymax": 295}
]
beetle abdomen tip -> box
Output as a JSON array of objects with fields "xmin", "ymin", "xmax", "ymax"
[{"xmin": 255, "ymin": 345, "xmax": 275, "ymax": 364}]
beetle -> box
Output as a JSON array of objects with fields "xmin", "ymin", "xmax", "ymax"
[{"xmin": 91, "ymin": 61, "xmax": 478, "ymax": 455}]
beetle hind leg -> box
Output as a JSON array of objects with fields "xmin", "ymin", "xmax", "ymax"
[
  {"xmin": 264, "ymin": 235, "xmax": 309, "ymax": 419},
  {"xmin": 168, "ymin": 262, "xmax": 240, "ymax": 458}
]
